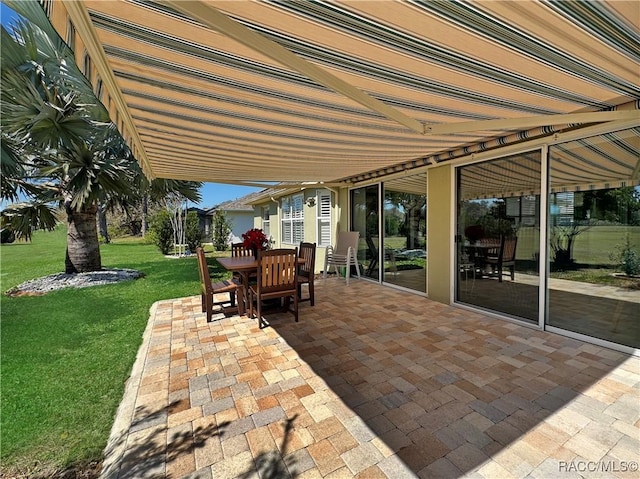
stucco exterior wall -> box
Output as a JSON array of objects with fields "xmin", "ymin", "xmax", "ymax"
[
  {"xmin": 336, "ymin": 188, "xmax": 349, "ymax": 233},
  {"xmin": 227, "ymin": 211, "xmax": 256, "ymax": 243},
  {"xmin": 252, "ymin": 189, "xmax": 345, "ymax": 274},
  {"xmin": 427, "ymin": 165, "xmax": 453, "ymax": 304}
]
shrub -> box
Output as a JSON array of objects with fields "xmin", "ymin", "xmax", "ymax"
[
  {"xmin": 610, "ymin": 235, "xmax": 640, "ymax": 276},
  {"xmin": 185, "ymin": 211, "xmax": 203, "ymax": 252},
  {"xmin": 1, "ymin": 228, "xmax": 16, "ymax": 244},
  {"xmin": 149, "ymin": 210, "xmax": 173, "ymax": 255},
  {"xmin": 212, "ymin": 210, "xmax": 232, "ymax": 251}
]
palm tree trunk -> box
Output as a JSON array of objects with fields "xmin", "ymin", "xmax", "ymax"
[
  {"xmin": 65, "ymin": 202, "xmax": 102, "ymax": 273},
  {"xmin": 141, "ymin": 194, "xmax": 149, "ymax": 238},
  {"xmin": 98, "ymin": 203, "xmax": 110, "ymax": 244}
]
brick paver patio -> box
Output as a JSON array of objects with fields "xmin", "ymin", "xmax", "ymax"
[{"xmin": 101, "ymin": 279, "xmax": 639, "ymax": 478}]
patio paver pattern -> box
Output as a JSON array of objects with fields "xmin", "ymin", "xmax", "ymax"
[{"xmin": 102, "ymin": 279, "xmax": 640, "ymax": 479}]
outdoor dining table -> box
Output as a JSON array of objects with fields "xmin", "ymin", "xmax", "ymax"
[
  {"xmin": 464, "ymin": 242, "xmax": 500, "ymax": 277},
  {"xmin": 216, "ymin": 255, "xmax": 304, "ymax": 316},
  {"xmin": 216, "ymin": 256, "xmax": 257, "ymax": 315}
]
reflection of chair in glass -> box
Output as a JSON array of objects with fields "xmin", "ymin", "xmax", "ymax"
[
  {"xmin": 249, "ymin": 248, "xmax": 299, "ymax": 329},
  {"xmin": 297, "ymin": 242, "xmax": 316, "ymax": 306},
  {"xmin": 459, "ymin": 250, "xmax": 476, "ymax": 293},
  {"xmin": 365, "ymin": 235, "xmax": 378, "ymax": 277},
  {"xmin": 196, "ymin": 247, "xmax": 242, "ymax": 321},
  {"xmin": 484, "ymin": 236, "xmax": 518, "ymax": 282},
  {"xmin": 323, "ymin": 231, "xmax": 361, "ymax": 285},
  {"xmin": 365, "ymin": 235, "xmax": 396, "ymax": 277}
]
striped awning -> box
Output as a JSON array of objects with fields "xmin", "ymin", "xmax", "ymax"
[
  {"xmin": 459, "ymin": 126, "xmax": 640, "ymax": 200},
  {"xmin": 29, "ymin": 1, "xmax": 640, "ymax": 186}
]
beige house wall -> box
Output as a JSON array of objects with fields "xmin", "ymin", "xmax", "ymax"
[
  {"xmin": 253, "ymin": 188, "xmax": 343, "ymax": 274},
  {"xmin": 252, "ymin": 176, "xmax": 453, "ymax": 303},
  {"xmin": 336, "ymin": 188, "xmax": 349, "ymax": 233},
  {"xmin": 426, "ymin": 165, "xmax": 453, "ymax": 304},
  {"xmin": 254, "ymin": 201, "xmax": 280, "ymax": 246}
]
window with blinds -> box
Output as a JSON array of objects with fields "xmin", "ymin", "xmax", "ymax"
[
  {"xmin": 316, "ymin": 190, "xmax": 332, "ymax": 247},
  {"xmin": 281, "ymin": 194, "xmax": 304, "ymax": 244}
]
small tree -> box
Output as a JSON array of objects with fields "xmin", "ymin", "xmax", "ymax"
[
  {"xmin": 212, "ymin": 210, "xmax": 232, "ymax": 251},
  {"xmin": 185, "ymin": 211, "xmax": 203, "ymax": 252},
  {"xmin": 163, "ymin": 193, "xmax": 186, "ymax": 256},
  {"xmin": 610, "ymin": 235, "xmax": 640, "ymax": 277},
  {"xmin": 149, "ymin": 210, "xmax": 173, "ymax": 255}
]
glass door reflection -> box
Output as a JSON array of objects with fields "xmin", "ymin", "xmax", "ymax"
[
  {"xmin": 456, "ymin": 152, "xmax": 541, "ymax": 323},
  {"xmin": 382, "ymin": 176, "xmax": 427, "ymax": 293}
]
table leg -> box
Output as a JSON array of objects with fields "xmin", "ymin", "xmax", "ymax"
[{"xmin": 238, "ymin": 272, "xmax": 249, "ymax": 316}]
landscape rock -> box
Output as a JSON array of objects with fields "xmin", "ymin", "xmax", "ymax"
[{"xmin": 5, "ymin": 268, "xmax": 144, "ymax": 296}]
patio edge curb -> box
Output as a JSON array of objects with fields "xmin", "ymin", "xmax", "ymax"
[{"xmin": 100, "ymin": 301, "xmax": 160, "ymax": 479}]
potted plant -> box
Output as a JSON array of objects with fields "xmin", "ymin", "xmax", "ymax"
[{"xmin": 241, "ymin": 228, "xmax": 269, "ymax": 256}]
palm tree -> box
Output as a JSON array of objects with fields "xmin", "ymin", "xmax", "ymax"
[
  {"xmin": 1, "ymin": 17, "xmax": 141, "ymax": 273},
  {"xmin": 1, "ymin": 5, "xmax": 203, "ymax": 272}
]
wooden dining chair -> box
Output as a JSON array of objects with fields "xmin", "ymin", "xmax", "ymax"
[
  {"xmin": 231, "ymin": 242, "xmax": 257, "ymax": 283},
  {"xmin": 196, "ymin": 247, "xmax": 242, "ymax": 321},
  {"xmin": 298, "ymin": 242, "xmax": 316, "ymax": 306},
  {"xmin": 249, "ymin": 248, "xmax": 299, "ymax": 328}
]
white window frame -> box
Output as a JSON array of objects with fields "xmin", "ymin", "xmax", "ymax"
[
  {"xmin": 316, "ymin": 189, "xmax": 332, "ymax": 247},
  {"xmin": 262, "ymin": 206, "xmax": 271, "ymax": 237},
  {"xmin": 281, "ymin": 193, "xmax": 304, "ymax": 244}
]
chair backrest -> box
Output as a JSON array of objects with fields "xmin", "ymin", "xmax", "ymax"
[
  {"xmin": 501, "ymin": 236, "xmax": 518, "ymax": 262},
  {"xmin": 480, "ymin": 237, "xmax": 501, "ymax": 257},
  {"xmin": 334, "ymin": 231, "xmax": 360, "ymax": 255},
  {"xmin": 232, "ymin": 242, "xmax": 253, "ymax": 258},
  {"xmin": 365, "ymin": 235, "xmax": 378, "ymax": 259},
  {"xmin": 196, "ymin": 247, "xmax": 212, "ymax": 292},
  {"xmin": 478, "ymin": 237, "xmax": 500, "ymax": 247},
  {"xmin": 298, "ymin": 242, "xmax": 316, "ymax": 278},
  {"xmin": 256, "ymin": 248, "xmax": 298, "ymax": 291}
]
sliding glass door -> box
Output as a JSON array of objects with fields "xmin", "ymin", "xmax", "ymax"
[
  {"xmin": 350, "ymin": 175, "xmax": 428, "ymax": 294},
  {"xmin": 547, "ymin": 128, "xmax": 640, "ymax": 349},
  {"xmin": 351, "ymin": 185, "xmax": 379, "ymax": 278},
  {"xmin": 383, "ymin": 175, "xmax": 427, "ymax": 292},
  {"xmin": 456, "ymin": 152, "xmax": 541, "ymax": 323}
]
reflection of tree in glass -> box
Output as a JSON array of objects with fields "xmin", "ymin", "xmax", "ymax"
[
  {"xmin": 578, "ymin": 187, "xmax": 640, "ymax": 225},
  {"xmin": 550, "ymin": 222, "xmax": 592, "ymax": 271},
  {"xmin": 386, "ymin": 192, "xmax": 426, "ymax": 249},
  {"xmin": 610, "ymin": 234, "xmax": 640, "ymax": 277}
]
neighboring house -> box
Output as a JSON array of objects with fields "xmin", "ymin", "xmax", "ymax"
[
  {"xmin": 186, "ymin": 207, "xmax": 210, "ymax": 240},
  {"xmin": 245, "ymin": 185, "xmax": 336, "ymax": 275},
  {"xmin": 206, "ymin": 192, "xmax": 262, "ymax": 245},
  {"xmin": 209, "ymin": 186, "xmax": 334, "ymax": 267}
]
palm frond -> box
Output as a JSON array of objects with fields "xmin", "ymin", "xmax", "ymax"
[
  {"xmin": 1, "ymin": 9, "xmax": 152, "ymax": 217},
  {"xmin": 1, "ymin": 137, "xmax": 25, "ymax": 202},
  {"xmin": 1, "ymin": 201, "xmax": 58, "ymax": 241},
  {"xmin": 1, "ymin": 26, "xmax": 29, "ymax": 70},
  {"xmin": 149, "ymin": 179, "xmax": 203, "ymax": 204},
  {"xmin": 4, "ymin": 0, "xmax": 65, "ymax": 50}
]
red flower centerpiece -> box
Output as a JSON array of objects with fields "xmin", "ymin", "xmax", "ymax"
[{"xmin": 242, "ymin": 228, "xmax": 269, "ymax": 256}]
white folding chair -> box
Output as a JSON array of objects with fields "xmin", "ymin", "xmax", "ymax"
[{"xmin": 323, "ymin": 231, "xmax": 361, "ymax": 285}]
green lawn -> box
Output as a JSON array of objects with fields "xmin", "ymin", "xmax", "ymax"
[
  {"xmin": 516, "ymin": 225, "xmax": 640, "ymax": 265},
  {"xmin": 0, "ymin": 226, "xmax": 230, "ymax": 475}
]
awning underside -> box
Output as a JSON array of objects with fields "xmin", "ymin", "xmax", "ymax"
[{"xmin": 56, "ymin": 1, "xmax": 640, "ymax": 185}]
